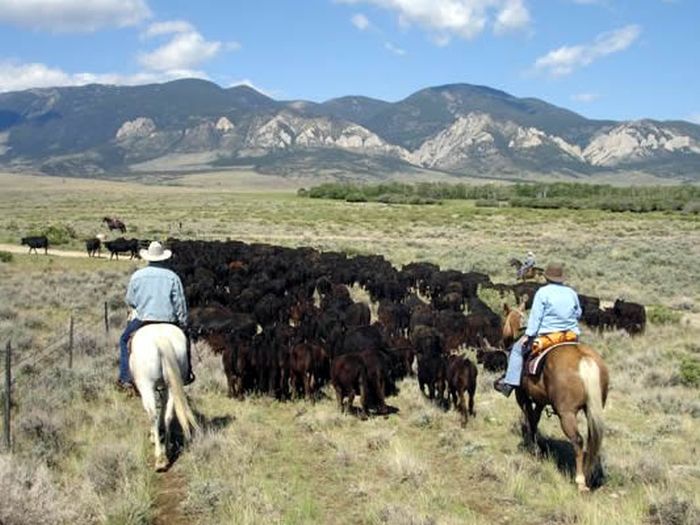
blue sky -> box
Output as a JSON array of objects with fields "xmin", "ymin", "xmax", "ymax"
[{"xmin": 0, "ymin": 0, "xmax": 697, "ymax": 123}]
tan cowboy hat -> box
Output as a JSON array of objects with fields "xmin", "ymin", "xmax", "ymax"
[
  {"xmin": 544, "ymin": 262, "xmax": 566, "ymax": 283},
  {"xmin": 140, "ymin": 241, "xmax": 172, "ymax": 262}
]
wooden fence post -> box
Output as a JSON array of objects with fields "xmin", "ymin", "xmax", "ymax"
[
  {"xmin": 104, "ymin": 302, "xmax": 109, "ymax": 334},
  {"xmin": 68, "ymin": 316, "xmax": 74, "ymax": 369},
  {"xmin": 3, "ymin": 340, "xmax": 11, "ymax": 451}
]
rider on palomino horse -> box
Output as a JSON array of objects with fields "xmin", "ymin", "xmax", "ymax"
[
  {"xmin": 495, "ymin": 262, "xmax": 581, "ymax": 396},
  {"xmin": 117, "ymin": 241, "xmax": 195, "ymax": 390}
]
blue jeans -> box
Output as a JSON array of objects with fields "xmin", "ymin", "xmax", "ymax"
[
  {"xmin": 119, "ymin": 318, "xmax": 144, "ymax": 382},
  {"xmin": 504, "ymin": 338, "xmax": 527, "ymax": 386}
]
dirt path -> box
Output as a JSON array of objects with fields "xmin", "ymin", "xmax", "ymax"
[
  {"xmin": 0, "ymin": 243, "xmax": 130, "ymax": 259},
  {"xmin": 153, "ymin": 468, "xmax": 189, "ymax": 525}
]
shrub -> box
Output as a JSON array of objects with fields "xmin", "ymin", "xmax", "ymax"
[
  {"xmin": 17, "ymin": 409, "xmax": 71, "ymax": 467},
  {"xmin": 647, "ymin": 304, "xmax": 682, "ymax": 325},
  {"xmin": 345, "ymin": 192, "xmax": 367, "ymax": 203},
  {"xmin": 682, "ymin": 200, "xmax": 700, "ymax": 214},
  {"xmin": 0, "ymin": 455, "xmax": 74, "ymax": 525},
  {"xmin": 679, "ymin": 357, "xmax": 700, "ymax": 388},
  {"xmin": 28, "ymin": 224, "xmax": 77, "ymax": 245},
  {"xmin": 0, "ymin": 250, "xmax": 12, "ymax": 263},
  {"xmin": 475, "ymin": 199, "xmax": 500, "ymax": 207},
  {"xmin": 648, "ymin": 496, "xmax": 699, "ymax": 525}
]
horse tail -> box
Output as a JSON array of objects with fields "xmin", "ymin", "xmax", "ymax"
[
  {"xmin": 579, "ymin": 357, "xmax": 604, "ymax": 480},
  {"xmin": 160, "ymin": 337, "xmax": 200, "ymax": 440}
]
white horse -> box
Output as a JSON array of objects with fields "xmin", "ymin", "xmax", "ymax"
[{"xmin": 129, "ymin": 323, "xmax": 200, "ymax": 471}]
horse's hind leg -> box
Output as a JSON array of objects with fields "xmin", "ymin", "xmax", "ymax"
[
  {"xmin": 140, "ymin": 387, "xmax": 167, "ymax": 471},
  {"xmin": 163, "ymin": 391, "xmax": 175, "ymax": 466},
  {"xmin": 558, "ymin": 410, "xmax": 587, "ymax": 492}
]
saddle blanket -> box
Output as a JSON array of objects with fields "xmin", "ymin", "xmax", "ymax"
[{"xmin": 526, "ymin": 341, "xmax": 580, "ymax": 376}]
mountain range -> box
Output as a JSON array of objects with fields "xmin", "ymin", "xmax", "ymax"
[{"xmin": 0, "ymin": 78, "xmax": 699, "ymax": 181}]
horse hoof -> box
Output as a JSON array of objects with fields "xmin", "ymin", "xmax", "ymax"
[
  {"xmin": 155, "ymin": 459, "xmax": 169, "ymax": 472},
  {"xmin": 578, "ymin": 485, "xmax": 590, "ymax": 494}
]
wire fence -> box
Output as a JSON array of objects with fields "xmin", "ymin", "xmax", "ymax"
[{"xmin": 1, "ymin": 301, "xmax": 118, "ymax": 452}]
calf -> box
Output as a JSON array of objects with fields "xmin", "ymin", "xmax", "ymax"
[
  {"xmin": 85, "ymin": 238, "xmax": 101, "ymax": 257},
  {"xmin": 21, "ymin": 235, "xmax": 48, "ymax": 255},
  {"xmin": 289, "ymin": 342, "xmax": 314, "ymax": 399},
  {"xmin": 331, "ymin": 354, "xmax": 368, "ymax": 416},
  {"xmin": 476, "ymin": 348, "xmax": 508, "ymax": 373},
  {"xmin": 447, "ymin": 354, "xmax": 478, "ymax": 426},
  {"xmin": 414, "ymin": 328, "xmax": 447, "ymax": 403}
]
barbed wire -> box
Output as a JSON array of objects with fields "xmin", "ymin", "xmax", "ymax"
[{"xmin": 3, "ymin": 312, "xmax": 113, "ymax": 388}]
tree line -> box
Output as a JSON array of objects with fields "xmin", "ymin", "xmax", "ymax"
[{"xmin": 298, "ymin": 181, "xmax": 700, "ymax": 213}]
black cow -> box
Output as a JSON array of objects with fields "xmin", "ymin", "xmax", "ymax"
[
  {"xmin": 21, "ymin": 235, "xmax": 48, "ymax": 255},
  {"xmin": 104, "ymin": 238, "xmax": 139, "ymax": 260},
  {"xmin": 613, "ymin": 299, "xmax": 646, "ymax": 335},
  {"xmin": 85, "ymin": 238, "xmax": 101, "ymax": 257}
]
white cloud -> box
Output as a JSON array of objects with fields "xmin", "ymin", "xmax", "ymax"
[
  {"xmin": 139, "ymin": 21, "xmax": 237, "ymax": 72},
  {"xmin": 0, "ymin": 60, "xmax": 206, "ymax": 93},
  {"xmin": 141, "ymin": 20, "xmax": 194, "ymax": 38},
  {"xmin": 534, "ymin": 24, "xmax": 641, "ymax": 77},
  {"xmin": 337, "ymin": 0, "xmax": 531, "ymax": 42},
  {"xmin": 384, "ymin": 42, "xmax": 406, "ymax": 55},
  {"xmin": 687, "ymin": 112, "xmax": 700, "ymax": 125},
  {"xmin": 0, "ymin": 0, "xmax": 151, "ymax": 32},
  {"xmin": 494, "ymin": 0, "xmax": 530, "ymax": 34},
  {"xmin": 571, "ymin": 92, "xmax": 601, "ymax": 103},
  {"xmin": 351, "ymin": 13, "xmax": 371, "ymax": 30}
]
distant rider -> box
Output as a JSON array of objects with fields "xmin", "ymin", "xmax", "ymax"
[
  {"xmin": 494, "ymin": 262, "xmax": 581, "ymax": 397},
  {"xmin": 517, "ymin": 251, "xmax": 536, "ymax": 279},
  {"xmin": 117, "ymin": 241, "xmax": 194, "ymax": 389}
]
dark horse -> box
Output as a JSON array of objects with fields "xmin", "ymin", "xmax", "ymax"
[
  {"xmin": 102, "ymin": 217, "xmax": 126, "ymax": 234},
  {"xmin": 504, "ymin": 307, "xmax": 609, "ymax": 492},
  {"xmin": 509, "ymin": 258, "xmax": 544, "ymax": 281}
]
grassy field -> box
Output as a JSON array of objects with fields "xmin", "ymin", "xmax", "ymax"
[{"xmin": 1, "ymin": 172, "xmax": 699, "ymax": 525}]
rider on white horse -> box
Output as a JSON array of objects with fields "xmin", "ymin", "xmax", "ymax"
[{"xmin": 117, "ymin": 241, "xmax": 194, "ymax": 389}]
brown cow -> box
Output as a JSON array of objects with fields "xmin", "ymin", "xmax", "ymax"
[
  {"xmin": 447, "ymin": 354, "xmax": 478, "ymax": 426},
  {"xmin": 331, "ymin": 354, "xmax": 368, "ymax": 416}
]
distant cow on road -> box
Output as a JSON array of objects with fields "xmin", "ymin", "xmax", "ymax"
[
  {"xmin": 104, "ymin": 238, "xmax": 139, "ymax": 260},
  {"xmin": 85, "ymin": 238, "xmax": 102, "ymax": 257},
  {"xmin": 21, "ymin": 235, "xmax": 48, "ymax": 255}
]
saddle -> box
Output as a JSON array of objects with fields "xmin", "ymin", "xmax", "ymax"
[{"xmin": 524, "ymin": 331, "xmax": 579, "ymax": 376}]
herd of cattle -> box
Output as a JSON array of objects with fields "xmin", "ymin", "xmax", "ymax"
[
  {"xmin": 18, "ymin": 233, "xmax": 646, "ymax": 420},
  {"xmin": 154, "ymin": 239, "xmax": 646, "ymax": 422}
]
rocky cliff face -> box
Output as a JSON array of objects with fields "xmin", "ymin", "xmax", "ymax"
[
  {"xmin": 241, "ymin": 111, "xmax": 410, "ymax": 160},
  {"xmin": 582, "ymin": 121, "xmax": 700, "ymax": 166}
]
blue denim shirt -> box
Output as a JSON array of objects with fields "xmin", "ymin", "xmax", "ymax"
[
  {"xmin": 125, "ymin": 264, "xmax": 188, "ymax": 325},
  {"xmin": 525, "ymin": 283, "xmax": 581, "ymax": 337}
]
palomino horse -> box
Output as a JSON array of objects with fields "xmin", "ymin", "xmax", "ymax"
[
  {"xmin": 502, "ymin": 295, "xmax": 527, "ymax": 349},
  {"xmin": 503, "ymin": 306, "xmax": 609, "ymax": 492},
  {"xmin": 509, "ymin": 258, "xmax": 544, "ymax": 281},
  {"xmin": 102, "ymin": 216, "xmax": 127, "ymax": 233},
  {"xmin": 130, "ymin": 324, "xmax": 200, "ymax": 471}
]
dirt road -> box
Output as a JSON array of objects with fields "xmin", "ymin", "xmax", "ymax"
[{"xmin": 0, "ymin": 243, "xmax": 129, "ymax": 260}]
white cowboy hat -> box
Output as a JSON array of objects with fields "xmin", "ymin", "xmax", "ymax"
[
  {"xmin": 527, "ymin": 251, "xmax": 535, "ymax": 257},
  {"xmin": 140, "ymin": 241, "xmax": 172, "ymax": 262}
]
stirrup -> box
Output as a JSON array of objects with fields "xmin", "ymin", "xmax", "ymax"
[{"xmin": 183, "ymin": 371, "xmax": 196, "ymax": 386}]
